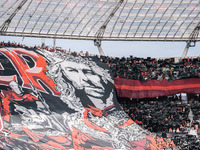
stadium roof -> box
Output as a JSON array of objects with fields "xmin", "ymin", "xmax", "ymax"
[{"xmin": 0, "ymin": 0, "xmax": 200, "ymax": 41}]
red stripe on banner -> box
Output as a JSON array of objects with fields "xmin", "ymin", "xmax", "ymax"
[
  {"xmin": 114, "ymin": 78, "xmax": 200, "ymax": 99},
  {"xmin": 115, "ymin": 83, "xmax": 200, "ymax": 91}
]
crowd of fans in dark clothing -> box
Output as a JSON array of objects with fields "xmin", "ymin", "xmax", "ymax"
[
  {"xmin": 118, "ymin": 95, "xmax": 200, "ymax": 150},
  {"xmin": 118, "ymin": 96, "xmax": 192, "ymax": 133},
  {"xmin": 172, "ymin": 134, "xmax": 200, "ymax": 150},
  {"xmin": 100, "ymin": 55, "xmax": 200, "ymax": 82},
  {"xmin": 190, "ymin": 100, "xmax": 200, "ymax": 126}
]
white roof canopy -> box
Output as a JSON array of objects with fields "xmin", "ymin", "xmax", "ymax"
[{"xmin": 0, "ymin": 0, "xmax": 200, "ymax": 41}]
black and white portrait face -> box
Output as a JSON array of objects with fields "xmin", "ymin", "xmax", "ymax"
[
  {"xmin": 42, "ymin": 52, "xmax": 114, "ymax": 110},
  {"xmin": 60, "ymin": 61, "xmax": 105, "ymax": 98},
  {"xmin": 59, "ymin": 59, "xmax": 114, "ymax": 110}
]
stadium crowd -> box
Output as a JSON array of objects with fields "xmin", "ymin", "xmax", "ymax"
[
  {"xmin": 119, "ymin": 96, "xmax": 190, "ymax": 133},
  {"xmin": 118, "ymin": 95, "xmax": 200, "ymax": 150},
  {"xmin": 100, "ymin": 55, "xmax": 200, "ymax": 82}
]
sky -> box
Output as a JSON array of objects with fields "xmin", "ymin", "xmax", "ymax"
[{"xmin": 0, "ymin": 35, "xmax": 200, "ymax": 58}]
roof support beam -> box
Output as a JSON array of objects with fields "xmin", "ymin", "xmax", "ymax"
[
  {"xmin": 182, "ymin": 22, "xmax": 200, "ymax": 58},
  {"xmin": 94, "ymin": 0, "xmax": 124, "ymax": 56},
  {"xmin": 41, "ymin": 38, "xmax": 45, "ymax": 48},
  {"xmin": 182, "ymin": 41, "xmax": 195, "ymax": 58},
  {"xmin": 0, "ymin": 0, "xmax": 27, "ymax": 34},
  {"xmin": 53, "ymin": 38, "xmax": 56, "ymax": 50},
  {"xmin": 94, "ymin": 39, "xmax": 104, "ymax": 56}
]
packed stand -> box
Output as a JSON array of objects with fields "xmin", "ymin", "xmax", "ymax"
[
  {"xmin": 118, "ymin": 95, "xmax": 200, "ymax": 149},
  {"xmin": 119, "ymin": 96, "xmax": 190, "ymax": 133},
  {"xmin": 172, "ymin": 134, "xmax": 200, "ymax": 150},
  {"xmin": 190, "ymin": 96, "xmax": 200, "ymax": 131},
  {"xmin": 100, "ymin": 55, "xmax": 200, "ymax": 82},
  {"xmin": 155, "ymin": 135, "xmax": 177, "ymax": 150}
]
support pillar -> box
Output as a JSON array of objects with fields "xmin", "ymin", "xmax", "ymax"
[
  {"xmin": 94, "ymin": 39, "xmax": 105, "ymax": 56},
  {"xmin": 41, "ymin": 38, "xmax": 45, "ymax": 48},
  {"xmin": 182, "ymin": 41, "xmax": 196, "ymax": 58},
  {"xmin": 53, "ymin": 38, "xmax": 56, "ymax": 50}
]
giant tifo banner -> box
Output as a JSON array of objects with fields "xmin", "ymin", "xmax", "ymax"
[
  {"xmin": 115, "ymin": 77, "xmax": 200, "ymax": 99},
  {"xmin": 0, "ymin": 47, "xmax": 158, "ymax": 150}
]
